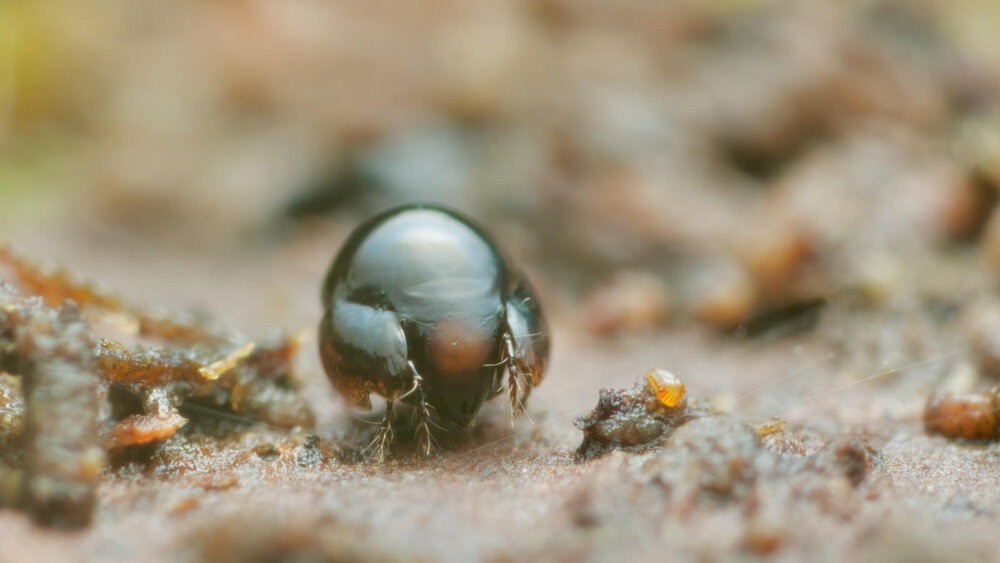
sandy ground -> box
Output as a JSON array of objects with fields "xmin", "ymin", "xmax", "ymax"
[{"xmin": 0, "ymin": 218, "xmax": 998, "ymax": 563}]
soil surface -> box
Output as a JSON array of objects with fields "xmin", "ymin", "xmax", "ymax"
[{"xmin": 1, "ymin": 219, "xmax": 998, "ymax": 562}]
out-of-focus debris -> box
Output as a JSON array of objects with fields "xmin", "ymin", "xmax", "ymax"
[
  {"xmin": 960, "ymin": 300, "xmax": 1000, "ymax": 379},
  {"xmin": 734, "ymin": 298, "xmax": 826, "ymax": 340},
  {"xmin": 924, "ymin": 386, "xmax": 999, "ymax": 441},
  {"xmin": 583, "ymin": 271, "xmax": 672, "ymax": 337},
  {"xmin": 0, "ymin": 283, "xmax": 103, "ymax": 527},
  {"xmin": 686, "ymin": 259, "xmax": 758, "ymax": 330}
]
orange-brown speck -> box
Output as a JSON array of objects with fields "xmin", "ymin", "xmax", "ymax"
[
  {"xmin": 924, "ymin": 389, "xmax": 999, "ymax": 441},
  {"xmin": 646, "ymin": 369, "xmax": 685, "ymax": 408}
]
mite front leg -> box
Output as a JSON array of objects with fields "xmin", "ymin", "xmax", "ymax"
[
  {"xmin": 501, "ymin": 285, "xmax": 551, "ymax": 419},
  {"xmin": 362, "ymin": 400, "xmax": 395, "ymax": 464},
  {"xmin": 404, "ymin": 361, "xmax": 437, "ymax": 456},
  {"xmin": 502, "ymin": 332, "xmax": 530, "ymax": 419}
]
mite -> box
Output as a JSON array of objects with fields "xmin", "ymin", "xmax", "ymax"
[{"xmin": 318, "ymin": 205, "xmax": 549, "ymax": 459}]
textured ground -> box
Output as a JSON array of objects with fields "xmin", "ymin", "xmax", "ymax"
[{"xmin": 0, "ymin": 220, "xmax": 998, "ymax": 562}]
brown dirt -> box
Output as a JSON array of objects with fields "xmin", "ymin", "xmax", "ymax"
[{"xmin": 0, "ymin": 219, "xmax": 997, "ymax": 562}]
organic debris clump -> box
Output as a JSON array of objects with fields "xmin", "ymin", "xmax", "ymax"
[
  {"xmin": 0, "ymin": 249, "xmax": 314, "ymax": 526},
  {"xmin": 575, "ymin": 370, "xmax": 707, "ymax": 459}
]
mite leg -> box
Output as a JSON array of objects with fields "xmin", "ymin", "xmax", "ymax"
[
  {"xmin": 500, "ymin": 287, "xmax": 550, "ymax": 420},
  {"xmin": 362, "ymin": 400, "xmax": 395, "ymax": 464},
  {"xmin": 404, "ymin": 361, "xmax": 437, "ymax": 456},
  {"xmin": 502, "ymin": 333, "xmax": 530, "ymax": 419}
]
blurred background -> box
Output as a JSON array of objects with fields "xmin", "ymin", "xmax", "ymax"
[{"xmin": 2, "ymin": 0, "xmax": 1000, "ymax": 341}]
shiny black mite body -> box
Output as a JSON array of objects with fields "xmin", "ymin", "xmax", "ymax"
[{"xmin": 318, "ymin": 205, "xmax": 549, "ymax": 458}]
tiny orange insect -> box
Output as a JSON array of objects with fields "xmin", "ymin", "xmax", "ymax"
[{"xmin": 645, "ymin": 369, "xmax": 686, "ymax": 409}]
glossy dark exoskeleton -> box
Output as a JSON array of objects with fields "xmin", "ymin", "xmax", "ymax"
[{"xmin": 318, "ymin": 205, "xmax": 549, "ymax": 458}]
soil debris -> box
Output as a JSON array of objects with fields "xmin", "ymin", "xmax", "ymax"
[
  {"xmin": 0, "ymin": 283, "xmax": 103, "ymax": 527},
  {"xmin": 0, "ymin": 250, "xmax": 316, "ymax": 526},
  {"xmin": 924, "ymin": 387, "xmax": 1000, "ymax": 441},
  {"xmin": 575, "ymin": 370, "xmax": 706, "ymax": 459}
]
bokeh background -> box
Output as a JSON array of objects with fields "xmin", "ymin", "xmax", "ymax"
[{"xmin": 3, "ymin": 0, "xmax": 1000, "ymax": 339}]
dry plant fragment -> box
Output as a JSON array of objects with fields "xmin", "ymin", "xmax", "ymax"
[
  {"xmin": 0, "ymin": 243, "xmax": 229, "ymax": 345},
  {"xmin": 105, "ymin": 411, "xmax": 188, "ymax": 450},
  {"xmin": 199, "ymin": 342, "xmax": 256, "ymax": 381},
  {"xmin": 93, "ymin": 330, "xmax": 313, "ymax": 443},
  {"xmin": 583, "ymin": 272, "xmax": 672, "ymax": 336}
]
